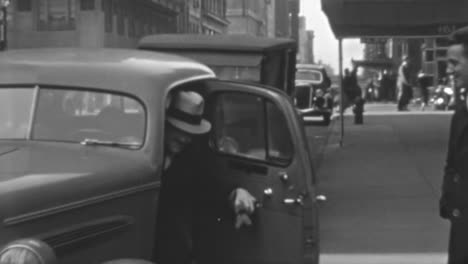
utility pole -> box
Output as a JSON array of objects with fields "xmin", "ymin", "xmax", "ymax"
[{"xmin": 339, "ymin": 38, "xmax": 344, "ymax": 147}]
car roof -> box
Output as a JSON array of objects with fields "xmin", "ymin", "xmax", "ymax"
[
  {"xmin": 0, "ymin": 48, "xmax": 215, "ymax": 98},
  {"xmin": 138, "ymin": 34, "xmax": 297, "ymax": 53}
]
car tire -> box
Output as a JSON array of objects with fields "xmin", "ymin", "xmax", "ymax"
[{"xmin": 323, "ymin": 114, "xmax": 331, "ymax": 126}]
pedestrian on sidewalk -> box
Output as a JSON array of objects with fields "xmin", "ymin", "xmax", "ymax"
[
  {"xmin": 440, "ymin": 25, "xmax": 468, "ymax": 264},
  {"xmin": 417, "ymin": 70, "xmax": 431, "ymax": 110},
  {"xmin": 397, "ymin": 56, "xmax": 413, "ymax": 111},
  {"xmin": 342, "ymin": 65, "xmax": 362, "ymax": 112}
]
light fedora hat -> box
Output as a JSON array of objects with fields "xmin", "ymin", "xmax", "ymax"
[{"xmin": 167, "ymin": 91, "xmax": 211, "ymax": 134}]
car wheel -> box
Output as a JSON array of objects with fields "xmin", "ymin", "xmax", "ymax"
[{"xmin": 323, "ymin": 114, "xmax": 331, "ymax": 126}]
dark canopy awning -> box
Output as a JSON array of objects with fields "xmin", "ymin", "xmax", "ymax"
[{"xmin": 322, "ymin": 0, "xmax": 468, "ymax": 38}]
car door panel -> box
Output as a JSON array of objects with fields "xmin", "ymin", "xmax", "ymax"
[
  {"xmin": 195, "ymin": 80, "xmax": 311, "ymax": 264},
  {"xmin": 196, "ymin": 158, "xmax": 303, "ymax": 264}
]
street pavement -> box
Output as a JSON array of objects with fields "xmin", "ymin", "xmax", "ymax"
[
  {"xmin": 314, "ymin": 103, "xmax": 453, "ymax": 264},
  {"xmin": 304, "ymin": 118, "xmax": 335, "ymax": 171}
]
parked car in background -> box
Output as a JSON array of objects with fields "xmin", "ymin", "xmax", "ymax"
[
  {"xmin": 0, "ymin": 48, "xmax": 321, "ymax": 264},
  {"xmin": 294, "ymin": 64, "xmax": 333, "ymax": 125}
]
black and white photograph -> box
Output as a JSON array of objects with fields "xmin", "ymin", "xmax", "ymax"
[{"xmin": 0, "ymin": 0, "xmax": 466, "ymax": 264}]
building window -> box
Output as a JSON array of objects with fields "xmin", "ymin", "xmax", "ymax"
[
  {"xmin": 424, "ymin": 50, "xmax": 434, "ymax": 62},
  {"xmin": 127, "ymin": 4, "xmax": 135, "ymax": 37},
  {"xmin": 38, "ymin": 0, "xmax": 76, "ymax": 31},
  {"xmin": 115, "ymin": 0, "xmax": 124, "ymax": 35},
  {"xmin": 217, "ymin": 0, "xmax": 222, "ymax": 16},
  {"xmin": 436, "ymin": 49, "xmax": 447, "ymax": 58},
  {"xmin": 436, "ymin": 37, "xmax": 450, "ymax": 48},
  {"xmin": 134, "ymin": 6, "xmax": 143, "ymax": 38},
  {"xmin": 17, "ymin": 0, "xmax": 32, "ymax": 12},
  {"xmin": 102, "ymin": 0, "xmax": 113, "ymax": 33},
  {"xmin": 128, "ymin": 17, "xmax": 135, "ymax": 37},
  {"xmin": 80, "ymin": 0, "xmax": 94, "ymax": 10}
]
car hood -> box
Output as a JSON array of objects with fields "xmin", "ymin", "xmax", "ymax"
[{"xmin": 0, "ymin": 141, "xmax": 157, "ymax": 224}]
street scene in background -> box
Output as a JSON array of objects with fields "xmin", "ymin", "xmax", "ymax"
[{"xmin": 0, "ymin": 0, "xmax": 466, "ymax": 264}]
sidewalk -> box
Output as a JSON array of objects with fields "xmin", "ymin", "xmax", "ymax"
[
  {"xmin": 316, "ymin": 113, "xmax": 451, "ymax": 264},
  {"xmin": 304, "ymin": 113, "xmax": 338, "ymax": 171}
]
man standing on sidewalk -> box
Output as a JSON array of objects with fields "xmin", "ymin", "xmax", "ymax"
[
  {"xmin": 397, "ymin": 56, "xmax": 413, "ymax": 111},
  {"xmin": 440, "ymin": 25, "xmax": 468, "ymax": 264}
]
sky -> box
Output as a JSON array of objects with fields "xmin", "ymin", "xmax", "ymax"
[{"xmin": 300, "ymin": 0, "xmax": 364, "ymax": 74}]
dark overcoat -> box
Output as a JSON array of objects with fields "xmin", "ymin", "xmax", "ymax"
[
  {"xmin": 153, "ymin": 141, "xmax": 236, "ymax": 264},
  {"xmin": 440, "ymin": 104, "xmax": 468, "ymax": 264}
]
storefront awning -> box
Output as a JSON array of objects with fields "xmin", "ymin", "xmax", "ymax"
[{"xmin": 322, "ymin": 0, "xmax": 468, "ymax": 38}]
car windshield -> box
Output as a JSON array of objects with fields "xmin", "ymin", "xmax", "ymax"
[
  {"xmin": 0, "ymin": 87, "xmax": 146, "ymax": 148},
  {"xmin": 296, "ymin": 69, "xmax": 323, "ymax": 82}
]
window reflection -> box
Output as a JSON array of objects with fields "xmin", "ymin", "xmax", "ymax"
[
  {"xmin": 33, "ymin": 89, "xmax": 146, "ymax": 147},
  {"xmin": 0, "ymin": 89, "xmax": 35, "ymax": 139},
  {"xmin": 0, "ymin": 86, "xmax": 146, "ymax": 149},
  {"xmin": 214, "ymin": 93, "xmax": 266, "ymax": 160},
  {"xmin": 213, "ymin": 92, "xmax": 293, "ymax": 163}
]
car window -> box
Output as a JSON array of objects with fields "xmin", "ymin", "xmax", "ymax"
[
  {"xmin": 0, "ymin": 88, "xmax": 35, "ymax": 139},
  {"xmin": 296, "ymin": 69, "xmax": 323, "ymax": 83},
  {"xmin": 266, "ymin": 101, "xmax": 293, "ymax": 161},
  {"xmin": 31, "ymin": 88, "xmax": 146, "ymax": 148},
  {"xmin": 213, "ymin": 92, "xmax": 293, "ymax": 164}
]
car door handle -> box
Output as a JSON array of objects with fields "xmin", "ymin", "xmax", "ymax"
[
  {"xmin": 316, "ymin": 194, "xmax": 327, "ymax": 203},
  {"xmin": 283, "ymin": 195, "xmax": 304, "ymax": 206}
]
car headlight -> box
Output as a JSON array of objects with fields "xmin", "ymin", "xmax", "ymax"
[
  {"xmin": 444, "ymin": 87, "xmax": 454, "ymax": 95},
  {"xmin": 436, "ymin": 98, "xmax": 445, "ymax": 104},
  {"xmin": 0, "ymin": 239, "xmax": 56, "ymax": 264}
]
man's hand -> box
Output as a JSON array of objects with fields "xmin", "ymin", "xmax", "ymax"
[
  {"xmin": 235, "ymin": 214, "xmax": 253, "ymax": 229},
  {"xmin": 230, "ymin": 188, "xmax": 257, "ymax": 229}
]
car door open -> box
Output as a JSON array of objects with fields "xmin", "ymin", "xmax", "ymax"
[{"xmin": 194, "ymin": 80, "xmax": 319, "ymax": 264}]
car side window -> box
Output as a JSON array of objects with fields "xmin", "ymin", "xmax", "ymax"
[
  {"xmin": 266, "ymin": 101, "xmax": 293, "ymax": 161},
  {"xmin": 212, "ymin": 92, "xmax": 293, "ymax": 164}
]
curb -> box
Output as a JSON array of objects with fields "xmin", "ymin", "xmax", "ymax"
[{"xmin": 313, "ymin": 113, "xmax": 339, "ymax": 172}]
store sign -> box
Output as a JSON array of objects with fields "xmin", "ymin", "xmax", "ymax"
[
  {"xmin": 436, "ymin": 24, "xmax": 459, "ymax": 35},
  {"xmin": 395, "ymin": 23, "xmax": 468, "ymax": 37}
]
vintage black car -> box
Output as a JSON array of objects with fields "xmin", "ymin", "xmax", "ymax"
[
  {"xmin": 0, "ymin": 48, "xmax": 321, "ymax": 264},
  {"xmin": 294, "ymin": 64, "xmax": 333, "ymax": 125}
]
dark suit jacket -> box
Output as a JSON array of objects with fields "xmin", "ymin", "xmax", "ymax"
[
  {"xmin": 153, "ymin": 141, "xmax": 235, "ymax": 264},
  {"xmin": 441, "ymin": 105, "xmax": 468, "ymax": 218},
  {"xmin": 440, "ymin": 105, "xmax": 468, "ymax": 263}
]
